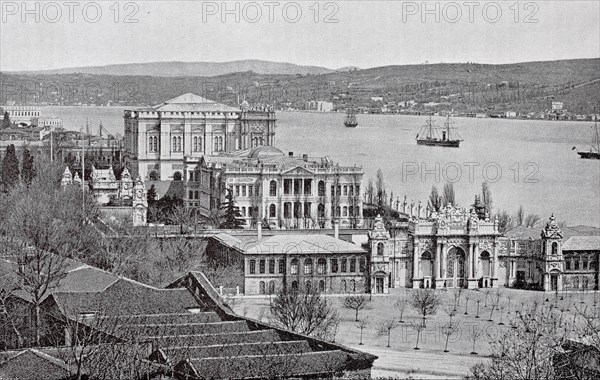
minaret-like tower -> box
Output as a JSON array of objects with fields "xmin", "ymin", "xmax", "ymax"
[
  {"xmin": 132, "ymin": 177, "xmax": 148, "ymax": 226},
  {"xmin": 368, "ymin": 215, "xmax": 391, "ymax": 294},
  {"xmin": 541, "ymin": 214, "xmax": 564, "ymax": 291}
]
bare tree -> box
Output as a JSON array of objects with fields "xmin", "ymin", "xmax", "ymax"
[
  {"xmin": 516, "ymin": 205, "xmax": 525, "ymax": 226},
  {"xmin": 0, "ymin": 270, "xmax": 26, "ymax": 348},
  {"xmin": 463, "ymin": 290, "xmax": 474, "ymax": 315},
  {"xmin": 355, "ymin": 319, "xmax": 371, "ymax": 345},
  {"xmin": 469, "ymin": 301, "xmax": 595, "ymax": 379},
  {"xmin": 474, "ymin": 292, "xmax": 483, "ymax": 319},
  {"xmin": 395, "ymin": 298, "xmax": 407, "ymax": 323},
  {"xmin": 442, "ymin": 182, "xmax": 455, "ymax": 206},
  {"xmin": 523, "ymin": 214, "xmax": 541, "ymax": 228},
  {"xmin": 441, "ymin": 319, "xmax": 460, "ymax": 353},
  {"xmin": 469, "ymin": 324, "xmax": 483, "ymax": 355},
  {"xmin": 409, "ymin": 321, "xmax": 425, "ymax": 350},
  {"xmin": 377, "ymin": 318, "xmax": 398, "ymax": 348},
  {"xmin": 488, "ymin": 290, "xmax": 501, "ymax": 322},
  {"xmin": 409, "ymin": 289, "xmax": 442, "ymax": 327},
  {"xmin": 498, "ymin": 300, "xmax": 508, "ymax": 325},
  {"xmin": 270, "ymin": 287, "xmax": 339, "ymax": 339},
  {"xmin": 343, "ymin": 294, "xmax": 368, "ymax": 322}
]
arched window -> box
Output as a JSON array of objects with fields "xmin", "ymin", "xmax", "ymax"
[
  {"xmin": 269, "ymin": 180, "xmax": 277, "ymax": 196},
  {"xmin": 318, "ymin": 204, "xmax": 325, "ymax": 218},
  {"xmin": 173, "ymin": 171, "xmax": 182, "ymax": 181},
  {"xmin": 304, "ymin": 258, "xmax": 313, "ymax": 275},
  {"xmin": 421, "ymin": 251, "xmax": 433, "ymax": 277},
  {"xmin": 341, "ymin": 280, "xmax": 347, "ymax": 293},
  {"xmin": 290, "ymin": 258, "xmax": 299, "ymax": 275},
  {"xmin": 551, "ymin": 242, "xmax": 558, "ymax": 255},
  {"xmin": 259, "ymin": 281, "xmax": 266, "ymax": 295},
  {"xmin": 377, "ymin": 243, "xmax": 384, "ymax": 256},
  {"xmin": 268, "ymin": 281, "xmax": 275, "ymax": 294},
  {"xmin": 319, "ymin": 280, "xmax": 325, "ymax": 292},
  {"xmin": 318, "ymin": 181, "xmax": 326, "ymax": 196},
  {"xmin": 350, "ymin": 280, "xmax": 356, "ymax": 292},
  {"xmin": 480, "ymin": 251, "xmax": 491, "ymax": 276},
  {"xmin": 193, "ymin": 136, "xmax": 202, "ymax": 152},
  {"xmin": 342, "ymin": 206, "xmax": 348, "ymax": 217},
  {"xmin": 317, "ymin": 258, "xmax": 326, "ymax": 274},
  {"xmin": 269, "ymin": 204, "xmax": 276, "ymax": 218},
  {"xmin": 335, "ymin": 206, "xmax": 341, "ymax": 217},
  {"xmin": 359, "ymin": 258, "xmax": 366, "ymax": 272}
]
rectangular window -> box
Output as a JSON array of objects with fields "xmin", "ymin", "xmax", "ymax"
[
  {"xmin": 255, "ymin": 185, "xmax": 260, "ymax": 196},
  {"xmin": 304, "ymin": 179, "xmax": 312, "ymax": 195},
  {"xmin": 331, "ymin": 259, "xmax": 338, "ymax": 273},
  {"xmin": 259, "ymin": 260, "xmax": 266, "ymax": 274},
  {"xmin": 350, "ymin": 258, "xmax": 356, "ymax": 272},
  {"xmin": 359, "ymin": 259, "xmax": 366, "ymax": 273},
  {"xmin": 241, "ymin": 186, "xmax": 246, "ymax": 197},
  {"xmin": 284, "ymin": 179, "xmax": 292, "ymax": 195},
  {"xmin": 278, "ymin": 259, "xmax": 285, "ymax": 274},
  {"xmin": 291, "ymin": 261, "xmax": 298, "ymax": 275},
  {"xmin": 249, "ymin": 260, "xmax": 256, "ymax": 274},
  {"xmin": 269, "ymin": 259, "xmax": 275, "ymax": 274},
  {"xmin": 343, "ymin": 185, "xmax": 348, "ymax": 196},
  {"xmin": 248, "ymin": 185, "xmax": 253, "ymax": 196},
  {"xmin": 341, "ymin": 259, "xmax": 347, "ymax": 273}
]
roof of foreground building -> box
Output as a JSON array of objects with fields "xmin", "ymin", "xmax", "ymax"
[{"xmin": 36, "ymin": 270, "xmax": 376, "ymax": 380}]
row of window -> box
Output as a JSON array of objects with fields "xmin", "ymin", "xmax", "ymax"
[
  {"xmin": 267, "ymin": 180, "xmax": 360, "ymax": 197},
  {"xmin": 267, "ymin": 203, "xmax": 361, "ymax": 219},
  {"xmin": 230, "ymin": 185, "xmax": 260, "ymax": 198},
  {"xmin": 565, "ymin": 256, "xmax": 597, "ymax": 271},
  {"xmin": 258, "ymin": 279, "xmax": 359, "ymax": 294},
  {"xmin": 249, "ymin": 257, "xmax": 366, "ymax": 275},
  {"xmin": 147, "ymin": 135, "xmax": 224, "ymax": 153}
]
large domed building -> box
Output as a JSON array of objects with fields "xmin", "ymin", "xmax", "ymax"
[{"xmin": 123, "ymin": 94, "xmax": 276, "ymax": 181}]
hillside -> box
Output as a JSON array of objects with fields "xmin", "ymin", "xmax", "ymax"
[
  {"xmin": 7, "ymin": 60, "xmax": 335, "ymax": 77},
  {"xmin": 1, "ymin": 58, "xmax": 598, "ymax": 114}
]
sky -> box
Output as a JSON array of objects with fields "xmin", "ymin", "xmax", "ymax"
[{"xmin": 1, "ymin": 0, "xmax": 599, "ymax": 71}]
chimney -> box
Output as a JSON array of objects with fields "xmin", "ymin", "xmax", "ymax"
[
  {"xmin": 257, "ymin": 223, "xmax": 262, "ymax": 240},
  {"xmin": 333, "ymin": 220, "xmax": 339, "ymax": 240},
  {"xmin": 288, "ymin": 152, "xmax": 294, "ymax": 157},
  {"xmin": 302, "ymin": 154, "xmax": 308, "ymax": 162}
]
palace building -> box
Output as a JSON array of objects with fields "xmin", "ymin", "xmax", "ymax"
[
  {"xmin": 207, "ymin": 207, "xmax": 599, "ymax": 295},
  {"xmin": 123, "ymin": 94, "xmax": 276, "ymax": 181},
  {"xmin": 184, "ymin": 146, "xmax": 364, "ymax": 230}
]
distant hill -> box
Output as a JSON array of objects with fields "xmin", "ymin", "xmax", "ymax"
[
  {"xmin": 8, "ymin": 60, "xmax": 335, "ymax": 77},
  {"xmin": 2, "ymin": 58, "xmax": 599, "ymax": 114}
]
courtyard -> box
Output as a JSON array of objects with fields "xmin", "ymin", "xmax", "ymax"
[{"xmin": 230, "ymin": 287, "xmax": 599, "ymax": 379}]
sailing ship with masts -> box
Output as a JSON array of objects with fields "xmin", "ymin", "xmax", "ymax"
[
  {"xmin": 416, "ymin": 115, "xmax": 463, "ymax": 147},
  {"xmin": 344, "ymin": 107, "xmax": 358, "ymax": 128},
  {"xmin": 573, "ymin": 115, "xmax": 600, "ymax": 160}
]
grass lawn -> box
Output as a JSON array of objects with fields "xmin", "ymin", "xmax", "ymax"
[{"xmin": 230, "ymin": 287, "xmax": 599, "ymax": 378}]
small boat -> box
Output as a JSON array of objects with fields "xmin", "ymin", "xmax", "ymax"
[
  {"xmin": 573, "ymin": 115, "xmax": 600, "ymax": 160},
  {"xmin": 344, "ymin": 108, "xmax": 358, "ymax": 128},
  {"xmin": 416, "ymin": 115, "xmax": 462, "ymax": 147}
]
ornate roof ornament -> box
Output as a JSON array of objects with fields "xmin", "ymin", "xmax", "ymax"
[
  {"xmin": 368, "ymin": 214, "xmax": 390, "ymax": 240},
  {"xmin": 542, "ymin": 214, "xmax": 563, "ymax": 239}
]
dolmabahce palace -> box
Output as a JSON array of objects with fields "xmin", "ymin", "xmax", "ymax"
[{"xmin": 121, "ymin": 94, "xmax": 599, "ymax": 294}]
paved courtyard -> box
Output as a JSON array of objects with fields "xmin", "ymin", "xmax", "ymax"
[{"xmin": 231, "ymin": 287, "xmax": 599, "ymax": 378}]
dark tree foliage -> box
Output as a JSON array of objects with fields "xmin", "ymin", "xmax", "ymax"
[
  {"xmin": 147, "ymin": 184, "xmax": 157, "ymax": 205},
  {"xmin": 428, "ymin": 186, "xmax": 442, "ymax": 212},
  {"xmin": 21, "ymin": 147, "xmax": 35, "ymax": 186},
  {"xmin": 1, "ymin": 112, "xmax": 10, "ymax": 129},
  {"xmin": 156, "ymin": 195, "xmax": 184, "ymax": 224},
  {"xmin": 442, "ymin": 182, "xmax": 456, "ymax": 206},
  {"xmin": 2, "ymin": 144, "xmax": 20, "ymax": 188},
  {"xmin": 220, "ymin": 189, "xmax": 245, "ymax": 229}
]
